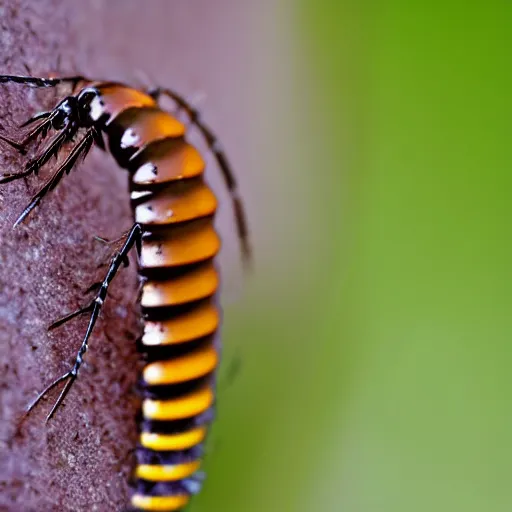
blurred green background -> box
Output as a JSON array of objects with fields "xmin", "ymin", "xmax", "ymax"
[{"xmin": 195, "ymin": 2, "xmax": 512, "ymax": 511}]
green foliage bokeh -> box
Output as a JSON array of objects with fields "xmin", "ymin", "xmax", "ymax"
[{"xmin": 193, "ymin": 2, "xmax": 512, "ymax": 511}]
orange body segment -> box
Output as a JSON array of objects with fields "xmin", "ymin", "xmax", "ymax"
[
  {"xmin": 139, "ymin": 221, "xmax": 221, "ymax": 268},
  {"xmin": 134, "ymin": 182, "xmax": 217, "ymax": 225},
  {"xmin": 141, "ymin": 263, "xmax": 219, "ymax": 307},
  {"xmin": 142, "ymin": 386, "xmax": 214, "ymax": 421},
  {"xmin": 115, "ymin": 107, "xmax": 185, "ymax": 153},
  {"xmin": 143, "ymin": 343, "xmax": 218, "ymax": 385},
  {"xmin": 90, "ymin": 83, "xmax": 156, "ymax": 123},
  {"xmin": 132, "ymin": 138, "xmax": 205, "ymax": 185},
  {"xmin": 141, "ymin": 300, "xmax": 219, "ymax": 346},
  {"xmin": 140, "ymin": 427, "xmax": 207, "ymax": 451}
]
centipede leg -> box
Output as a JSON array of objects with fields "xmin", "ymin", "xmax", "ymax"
[
  {"xmin": 93, "ymin": 228, "xmax": 135, "ymax": 251},
  {"xmin": 27, "ymin": 224, "xmax": 142, "ymax": 422},
  {"xmin": 0, "ymin": 74, "xmax": 86, "ymax": 89},
  {"xmin": 0, "ymin": 110, "xmax": 56, "ymax": 155},
  {"xmin": 0, "ymin": 125, "xmax": 71, "ymax": 185},
  {"xmin": 48, "ymin": 302, "xmax": 94, "ymax": 331},
  {"xmin": 12, "ymin": 128, "xmax": 97, "ymax": 227},
  {"xmin": 149, "ymin": 87, "xmax": 252, "ymax": 267}
]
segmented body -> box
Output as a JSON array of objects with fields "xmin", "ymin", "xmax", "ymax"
[
  {"xmin": 0, "ymin": 72, "xmax": 249, "ymax": 511},
  {"xmin": 89, "ymin": 82, "xmax": 221, "ymax": 511}
]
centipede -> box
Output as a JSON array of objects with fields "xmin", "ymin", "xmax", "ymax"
[{"xmin": 0, "ymin": 74, "xmax": 251, "ymax": 511}]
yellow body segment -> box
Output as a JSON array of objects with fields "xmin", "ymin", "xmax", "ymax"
[
  {"xmin": 143, "ymin": 343, "xmax": 218, "ymax": 385},
  {"xmin": 131, "ymin": 494, "xmax": 190, "ymax": 512},
  {"xmin": 140, "ymin": 221, "xmax": 220, "ymax": 268},
  {"xmin": 142, "ymin": 301, "xmax": 219, "ymax": 346},
  {"xmin": 143, "ymin": 386, "xmax": 214, "ymax": 421},
  {"xmin": 140, "ymin": 427, "xmax": 207, "ymax": 451},
  {"xmin": 141, "ymin": 263, "xmax": 219, "ymax": 307},
  {"xmin": 136, "ymin": 460, "xmax": 201, "ymax": 482}
]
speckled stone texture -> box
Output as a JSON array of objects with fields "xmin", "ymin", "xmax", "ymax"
[
  {"xmin": 0, "ymin": 3, "xmax": 142, "ymax": 511},
  {"xmin": 0, "ymin": 1, "xmax": 254, "ymax": 510}
]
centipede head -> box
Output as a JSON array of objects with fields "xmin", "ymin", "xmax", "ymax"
[
  {"xmin": 51, "ymin": 96, "xmax": 78, "ymax": 130},
  {"xmin": 76, "ymin": 87, "xmax": 103, "ymax": 127}
]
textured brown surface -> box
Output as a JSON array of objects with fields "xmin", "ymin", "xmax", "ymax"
[
  {"xmin": 0, "ymin": 1, "xmax": 252, "ymax": 511},
  {"xmin": 0, "ymin": 3, "xmax": 141, "ymax": 512}
]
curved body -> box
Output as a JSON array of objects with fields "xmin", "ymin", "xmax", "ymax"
[
  {"xmin": 94, "ymin": 83, "xmax": 221, "ymax": 511},
  {"xmin": 0, "ymin": 74, "xmax": 250, "ymax": 512}
]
